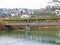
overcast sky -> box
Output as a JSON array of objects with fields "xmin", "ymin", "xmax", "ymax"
[{"xmin": 0, "ymin": 0, "xmax": 52, "ymax": 9}]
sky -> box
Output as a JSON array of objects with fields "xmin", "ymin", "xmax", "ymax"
[{"xmin": 0, "ymin": 0, "xmax": 52, "ymax": 9}]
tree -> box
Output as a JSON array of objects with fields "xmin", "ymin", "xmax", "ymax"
[{"xmin": 20, "ymin": 11, "xmax": 23, "ymax": 15}]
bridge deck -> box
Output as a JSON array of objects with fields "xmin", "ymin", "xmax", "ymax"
[{"xmin": 5, "ymin": 22, "xmax": 60, "ymax": 26}]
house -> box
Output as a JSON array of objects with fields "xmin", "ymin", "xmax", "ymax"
[
  {"xmin": 11, "ymin": 12, "xmax": 18, "ymax": 16},
  {"xmin": 21, "ymin": 14, "xmax": 31, "ymax": 19},
  {"xmin": 28, "ymin": 9, "xmax": 34, "ymax": 15}
]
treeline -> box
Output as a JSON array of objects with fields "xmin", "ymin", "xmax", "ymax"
[{"xmin": 33, "ymin": 9, "xmax": 55, "ymax": 15}]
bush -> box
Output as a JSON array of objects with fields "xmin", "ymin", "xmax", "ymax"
[{"xmin": 0, "ymin": 18, "xmax": 7, "ymax": 24}]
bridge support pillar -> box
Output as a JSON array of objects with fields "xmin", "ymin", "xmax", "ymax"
[{"xmin": 26, "ymin": 25, "xmax": 30, "ymax": 39}]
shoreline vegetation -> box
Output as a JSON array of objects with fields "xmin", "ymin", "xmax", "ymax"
[
  {"xmin": 0, "ymin": 24, "xmax": 60, "ymax": 37},
  {"xmin": 0, "ymin": 15, "xmax": 60, "ymax": 44},
  {"xmin": 0, "ymin": 15, "xmax": 60, "ymax": 30}
]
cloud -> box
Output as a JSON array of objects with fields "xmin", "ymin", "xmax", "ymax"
[{"xmin": 0, "ymin": 0, "xmax": 50, "ymax": 9}]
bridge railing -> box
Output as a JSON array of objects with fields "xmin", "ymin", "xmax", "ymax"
[{"xmin": 3, "ymin": 19, "xmax": 60, "ymax": 24}]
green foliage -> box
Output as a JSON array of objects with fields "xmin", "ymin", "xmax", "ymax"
[
  {"xmin": 9, "ymin": 15, "xmax": 21, "ymax": 20},
  {"xmin": 33, "ymin": 9, "xmax": 55, "ymax": 16},
  {"xmin": 31, "ymin": 15, "xmax": 60, "ymax": 19},
  {"xmin": 0, "ymin": 18, "xmax": 7, "ymax": 24}
]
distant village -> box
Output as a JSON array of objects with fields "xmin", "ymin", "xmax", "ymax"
[
  {"xmin": 0, "ymin": 0, "xmax": 60, "ymax": 19},
  {"xmin": 0, "ymin": 8, "xmax": 34, "ymax": 18}
]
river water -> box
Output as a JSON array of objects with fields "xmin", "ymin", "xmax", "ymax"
[
  {"xmin": 0, "ymin": 28, "xmax": 60, "ymax": 45},
  {"xmin": 0, "ymin": 35, "xmax": 57, "ymax": 45}
]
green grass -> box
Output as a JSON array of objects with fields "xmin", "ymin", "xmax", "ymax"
[
  {"xmin": 3, "ymin": 15, "xmax": 60, "ymax": 23},
  {"xmin": 4, "ymin": 15, "xmax": 60, "ymax": 20},
  {"xmin": 31, "ymin": 15, "xmax": 60, "ymax": 19},
  {"xmin": 9, "ymin": 15, "xmax": 21, "ymax": 20}
]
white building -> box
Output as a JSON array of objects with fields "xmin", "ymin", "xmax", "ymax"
[
  {"xmin": 21, "ymin": 14, "xmax": 31, "ymax": 19},
  {"xmin": 11, "ymin": 13, "xmax": 18, "ymax": 17},
  {"xmin": 55, "ymin": 9, "xmax": 60, "ymax": 16}
]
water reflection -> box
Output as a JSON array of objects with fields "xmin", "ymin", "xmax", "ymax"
[
  {"xmin": 0, "ymin": 35, "xmax": 57, "ymax": 45},
  {"xmin": 25, "ymin": 28, "xmax": 60, "ymax": 44},
  {"xmin": 19, "ymin": 34, "xmax": 60, "ymax": 44},
  {"xmin": 0, "ymin": 28, "xmax": 60, "ymax": 45}
]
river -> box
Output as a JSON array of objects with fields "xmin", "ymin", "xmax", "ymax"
[
  {"xmin": 0, "ymin": 28, "xmax": 60, "ymax": 45},
  {"xmin": 0, "ymin": 35, "xmax": 57, "ymax": 45}
]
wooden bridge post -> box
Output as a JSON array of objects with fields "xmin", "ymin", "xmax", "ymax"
[{"xmin": 26, "ymin": 25, "xmax": 30, "ymax": 39}]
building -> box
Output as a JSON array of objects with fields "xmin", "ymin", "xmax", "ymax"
[{"xmin": 55, "ymin": 9, "xmax": 60, "ymax": 16}]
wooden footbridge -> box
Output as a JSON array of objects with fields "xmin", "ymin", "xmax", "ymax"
[
  {"xmin": 4, "ymin": 18, "xmax": 60, "ymax": 30},
  {"xmin": 4, "ymin": 18, "xmax": 60, "ymax": 26}
]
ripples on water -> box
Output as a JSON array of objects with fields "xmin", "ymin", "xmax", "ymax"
[
  {"xmin": 0, "ymin": 35, "xmax": 57, "ymax": 45},
  {"xmin": 0, "ymin": 28, "xmax": 60, "ymax": 45}
]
